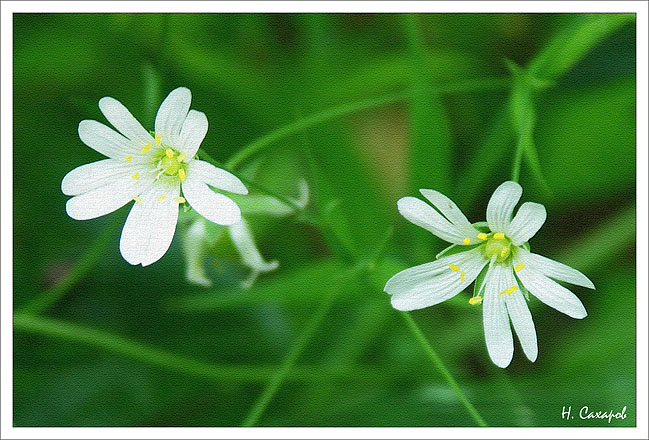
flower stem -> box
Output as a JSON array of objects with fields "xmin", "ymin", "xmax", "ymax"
[
  {"xmin": 241, "ymin": 285, "xmax": 341, "ymax": 427},
  {"xmin": 400, "ymin": 312, "xmax": 488, "ymax": 427},
  {"xmin": 13, "ymin": 313, "xmax": 387, "ymax": 384},
  {"xmin": 17, "ymin": 216, "xmax": 122, "ymax": 316},
  {"xmin": 198, "ymin": 149, "xmax": 321, "ymax": 227},
  {"xmin": 225, "ymin": 78, "xmax": 509, "ymax": 170}
]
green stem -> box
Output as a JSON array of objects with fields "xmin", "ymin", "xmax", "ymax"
[
  {"xmin": 13, "ymin": 313, "xmax": 384, "ymax": 384},
  {"xmin": 510, "ymin": 133, "xmax": 527, "ymax": 183},
  {"xmin": 199, "ymin": 149, "xmax": 321, "ymax": 227},
  {"xmin": 400, "ymin": 313, "xmax": 488, "ymax": 427},
  {"xmin": 241, "ymin": 284, "xmax": 341, "ymax": 426},
  {"xmin": 18, "ymin": 216, "xmax": 121, "ymax": 316},
  {"xmin": 226, "ymin": 78, "xmax": 509, "ymax": 170}
]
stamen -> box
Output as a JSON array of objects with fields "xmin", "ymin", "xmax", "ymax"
[
  {"xmin": 477, "ymin": 233, "xmax": 488, "ymax": 241},
  {"xmin": 132, "ymin": 196, "xmax": 143, "ymax": 204},
  {"xmin": 514, "ymin": 263, "xmax": 525, "ymax": 272},
  {"xmin": 500, "ymin": 247, "xmax": 510, "ymax": 258},
  {"xmin": 131, "ymin": 172, "xmax": 139, "ymax": 180},
  {"xmin": 165, "ymin": 148, "xmax": 175, "ymax": 159},
  {"xmin": 460, "ymin": 271, "xmax": 466, "ymax": 282},
  {"xmin": 155, "ymin": 133, "xmax": 161, "ymax": 145},
  {"xmin": 178, "ymin": 169, "xmax": 186, "ymax": 181},
  {"xmin": 463, "ymin": 237, "xmax": 471, "ymax": 245},
  {"xmin": 140, "ymin": 144, "xmax": 151, "ymax": 154},
  {"xmin": 449, "ymin": 264, "xmax": 460, "ymax": 272},
  {"xmin": 125, "ymin": 155, "xmax": 132, "ymax": 162},
  {"xmin": 493, "ymin": 232, "xmax": 505, "ymax": 240},
  {"xmin": 157, "ymin": 195, "xmax": 166, "ymax": 202},
  {"xmin": 177, "ymin": 152, "xmax": 187, "ymax": 162},
  {"xmin": 173, "ymin": 196, "xmax": 186, "ymax": 203},
  {"xmin": 498, "ymin": 285, "xmax": 519, "ymax": 296},
  {"xmin": 469, "ymin": 296, "xmax": 483, "ymax": 305}
]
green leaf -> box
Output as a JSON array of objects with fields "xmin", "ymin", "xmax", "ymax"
[
  {"xmin": 534, "ymin": 77, "xmax": 635, "ymax": 201},
  {"xmin": 528, "ymin": 14, "xmax": 635, "ymax": 82}
]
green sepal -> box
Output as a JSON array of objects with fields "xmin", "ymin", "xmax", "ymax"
[
  {"xmin": 471, "ymin": 221, "xmax": 491, "ymax": 233},
  {"xmin": 473, "ymin": 264, "xmax": 490, "ymax": 298}
]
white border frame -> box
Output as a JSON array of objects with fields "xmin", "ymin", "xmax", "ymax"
[{"xmin": 2, "ymin": 1, "xmax": 647, "ymax": 439}]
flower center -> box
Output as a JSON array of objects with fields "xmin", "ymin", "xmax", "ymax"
[
  {"xmin": 482, "ymin": 233, "xmax": 512, "ymax": 263},
  {"xmin": 158, "ymin": 148, "xmax": 187, "ymax": 181}
]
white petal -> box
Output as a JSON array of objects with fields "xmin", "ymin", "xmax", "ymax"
[
  {"xmin": 179, "ymin": 110, "xmax": 208, "ymax": 159},
  {"xmin": 519, "ymin": 250, "xmax": 595, "ymax": 289},
  {"xmin": 483, "ymin": 264, "xmax": 514, "ymax": 368},
  {"xmin": 385, "ymin": 248, "xmax": 488, "ymax": 311},
  {"xmin": 229, "ymin": 219, "xmax": 279, "ymax": 273},
  {"xmin": 504, "ymin": 277, "xmax": 538, "ymax": 362},
  {"xmin": 98, "ymin": 97, "xmax": 153, "ymax": 143},
  {"xmin": 119, "ymin": 183, "xmax": 180, "ymax": 266},
  {"xmin": 182, "ymin": 219, "xmax": 213, "ymax": 287},
  {"xmin": 486, "ymin": 181, "xmax": 522, "ymax": 234},
  {"xmin": 78, "ymin": 120, "xmax": 140, "ymax": 159},
  {"xmin": 514, "ymin": 258, "xmax": 587, "ymax": 319},
  {"xmin": 419, "ymin": 189, "xmax": 478, "ymax": 236},
  {"xmin": 182, "ymin": 176, "xmax": 241, "ymax": 225},
  {"xmin": 506, "ymin": 202, "xmax": 547, "ymax": 246},
  {"xmin": 155, "ymin": 87, "xmax": 191, "ymax": 146},
  {"xmin": 397, "ymin": 196, "xmax": 475, "ymax": 245},
  {"xmin": 62, "ymin": 159, "xmax": 133, "ymax": 196},
  {"xmin": 187, "ymin": 160, "xmax": 248, "ymax": 195},
  {"xmin": 65, "ymin": 173, "xmax": 152, "ymax": 220}
]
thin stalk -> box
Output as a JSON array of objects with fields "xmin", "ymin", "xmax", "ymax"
[
  {"xmin": 198, "ymin": 149, "xmax": 321, "ymax": 227},
  {"xmin": 241, "ymin": 283, "xmax": 341, "ymax": 426},
  {"xmin": 13, "ymin": 313, "xmax": 385, "ymax": 384},
  {"xmin": 400, "ymin": 312, "xmax": 488, "ymax": 427},
  {"xmin": 17, "ymin": 216, "xmax": 122, "ymax": 316},
  {"xmin": 510, "ymin": 133, "xmax": 527, "ymax": 183},
  {"xmin": 226, "ymin": 78, "xmax": 509, "ymax": 170}
]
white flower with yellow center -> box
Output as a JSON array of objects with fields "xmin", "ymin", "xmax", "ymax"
[
  {"xmin": 384, "ymin": 181, "xmax": 595, "ymax": 368},
  {"xmin": 62, "ymin": 87, "xmax": 248, "ymax": 266}
]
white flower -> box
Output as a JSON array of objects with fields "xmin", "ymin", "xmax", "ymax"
[
  {"xmin": 62, "ymin": 87, "xmax": 248, "ymax": 266},
  {"xmin": 182, "ymin": 180, "xmax": 309, "ymax": 288},
  {"xmin": 384, "ymin": 181, "xmax": 595, "ymax": 368}
]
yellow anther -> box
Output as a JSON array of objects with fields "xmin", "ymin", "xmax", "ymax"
[
  {"xmin": 449, "ymin": 264, "xmax": 460, "ymax": 272},
  {"xmin": 178, "ymin": 168, "xmax": 186, "ymax": 181},
  {"xmin": 140, "ymin": 144, "xmax": 151, "ymax": 154},
  {"xmin": 132, "ymin": 196, "xmax": 143, "ymax": 204},
  {"xmin": 460, "ymin": 271, "xmax": 466, "ymax": 282},
  {"xmin": 463, "ymin": 237, "xmax": 471, "ymax": 245},
  {"xmin": 155, "ymin": 133, "xmax": 161, "ymax": 145},
  {"xmin": 177, "ymin": 152, "xmax": 187, "ymax": 162},
  {"xmin": 125, "ymin": 155, "xmax": 132, "ymax": 162},
  {"xmin": 514, "ymin": 263, "xmax": 525, "ymax": 272},
  {"xmin": 500, "ymin": 247, "xmax": 510, "ymax": 258},
  {"xmin": 173, "ymin": 196, "xmax": 186, "ymax": 204},
  {"xmin": 157, "ymin": 195, "xmax": 166, "ymax": 202},
  {"xmin": 498, "ymin": 285, "xmax": 519, "ymax": 296},
  {"xmin": 131, "ymin": 172, "xmax": 139, "ymax": 180},
  {"xmin": 477, "ymin": 233, "xmax": 488, "ymax": 241},
  {"xmin": 494, "ymin": 232, "xmax": 505, "ymax": 240},
  {"xmin": 469, "ymin": 296, "xmax": 483, "ymax": 305},
  {"xmin": 165, "ymin": 148, "xmax": 175, "ymax": 159}
]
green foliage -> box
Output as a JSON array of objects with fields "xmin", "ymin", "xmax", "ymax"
[{"xmin": 13, "ymin": 13, "xmax": 635, "ymax": 427}]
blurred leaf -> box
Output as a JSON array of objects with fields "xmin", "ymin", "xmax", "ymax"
[
  {"xmin": 535, "ymin": 77, "xmax": 635, "ymax": 201},
  {"xmin": 528, "ymin": 14, "xmax": 635, "ymax": 81},
  {"xmin": 404, "ymin": 15, "xmax": 453, "ymax": 193}
]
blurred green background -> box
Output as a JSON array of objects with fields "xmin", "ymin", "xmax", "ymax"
[{"xmin": 13, "ymin": 13, "xmax": 636, "ymax": 427}]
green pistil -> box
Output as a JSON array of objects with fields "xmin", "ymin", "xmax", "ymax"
[{"xmin": 482, "ymin": 234, "xmax": 512, "ymax": 263}]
